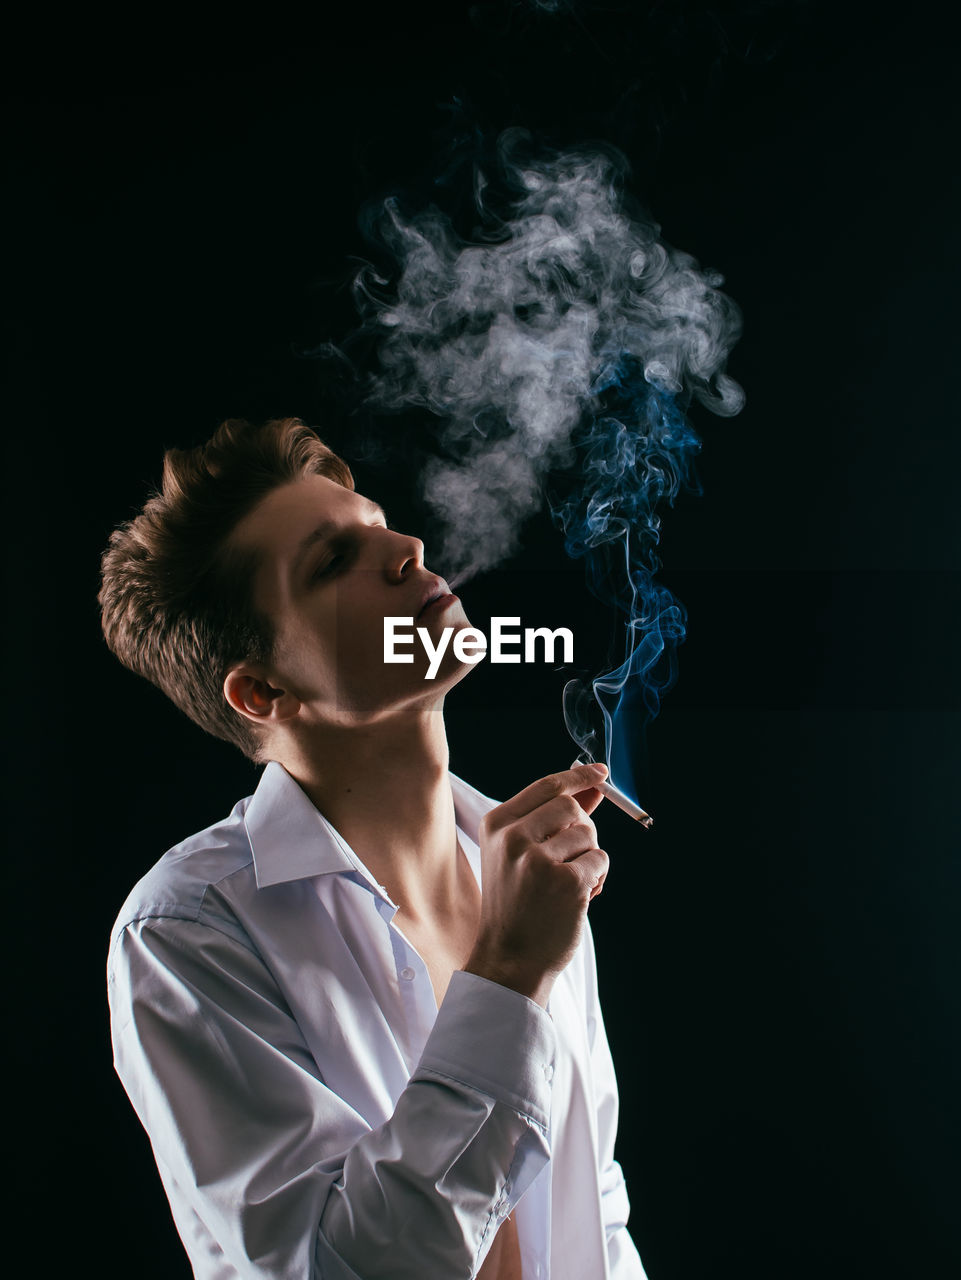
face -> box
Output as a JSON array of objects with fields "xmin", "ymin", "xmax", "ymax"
[{"xmin": 226, "ymin": 473, "xmax": 473, "ymax": 728}]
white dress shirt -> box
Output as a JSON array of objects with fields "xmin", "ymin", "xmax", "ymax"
[{"xmin": 108, "ymin": 761, "xmax": 647, "ymax": 1280}]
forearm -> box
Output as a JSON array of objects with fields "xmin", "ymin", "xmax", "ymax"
[
  {"xmin": 111, "ymin": 925, "xmax": 555, "ymax": 1279},
  {"xmin": 317, "ymin": 972, "xmax": 555, "ymax": 1278}
]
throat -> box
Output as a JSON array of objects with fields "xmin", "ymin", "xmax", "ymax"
[{"xmin": 390, "ymin": 844, "xmax": 481, "ymax": 1008}]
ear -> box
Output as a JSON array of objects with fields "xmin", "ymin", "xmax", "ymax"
[{"xmin": 223, "ymin": 665, "xmax": 300, "ymax": 725}]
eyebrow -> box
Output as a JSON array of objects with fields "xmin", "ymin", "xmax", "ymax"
[{"xmin": 290, "ymin": 502, "xmax": 388, "ymax": 578}]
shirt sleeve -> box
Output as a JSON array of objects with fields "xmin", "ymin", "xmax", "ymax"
[
  {"xmin": 108, "ymin": 916, "xmax": 555, "ymax": 1280},
  {"xmin": 581, "ymin": 921, "xmax": 650, "ymax": 1280}
]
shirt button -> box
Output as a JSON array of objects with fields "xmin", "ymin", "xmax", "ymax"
[
  {"xmin": 543, "ymin": 1062, "xmax": 554, "ymax": 1082},
  {"xmin": 400, "ymin": 967, "xmax": 416, "ymax": 981}
]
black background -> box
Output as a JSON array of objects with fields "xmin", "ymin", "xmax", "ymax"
[{"xmin": 8, "ymin": 2, "xmax": 960, "ymax": 1276}]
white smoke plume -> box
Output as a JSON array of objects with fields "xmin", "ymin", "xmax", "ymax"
[{"xmin": 355, "ymin": 128, "xmax": 744, "ymax": 585}]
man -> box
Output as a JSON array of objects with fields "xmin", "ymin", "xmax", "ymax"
[{"xmin": 101, "ymin": 416, "xmax": 647, "ymax": 1279}]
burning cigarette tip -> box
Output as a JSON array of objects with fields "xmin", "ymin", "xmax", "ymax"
[
  {"xmin": 572, "ymin": 760, "xmax": 654, "ymax": 827},
  {"xmin": 598, "ymin": 779, "xmax": 654, "ymax": 826}
]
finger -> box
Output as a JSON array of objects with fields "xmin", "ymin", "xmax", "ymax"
[
  {"xmin": 572, "ymin": 785, "xmax": 604, "ymax": 817},
  {"xmin": 489, "ymin": 764, "xmax": 609, "ymax": 828},
  {"xmin": 565, "ymin": 847, "xmax": 610, "ymax": 896},
  {"xmin": 525, "ymin": 792, "xmax": 591, "ymax": 841},
  {"xmin": 536, "ymin": 819, "xmax": 600, "ymax": 863},
  {"xmin": 589, "ymin": 868, "xmax": 608, "ymax": 901},
  {"xmin": 588, "ymin": 849, "xmax": 610, "ymax": 899}
]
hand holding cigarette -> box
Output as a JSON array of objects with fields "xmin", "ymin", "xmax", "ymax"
[{"xmin": 465, "ymin": 762, "xmax": 613, "ymax": 1008}]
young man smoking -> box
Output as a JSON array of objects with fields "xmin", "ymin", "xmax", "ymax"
[{"xmin": 101, "ymin": 416, "xmax": 647, "ymax": 1279}]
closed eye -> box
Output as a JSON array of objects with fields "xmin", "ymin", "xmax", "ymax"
[
  {"xmin": 311, "ymin": 543, "xmax": 352, "ymax": 580},
  {"xmin": 309, "ymin": 514, "xmax": 388, "ymax": 582},
  {"xmin": 312, "ymin": 559, "xmax": 338, "ymax": 580},
  {"xmin": 304, "ymin": 512, "xmax": 386, "ymax": 586}
]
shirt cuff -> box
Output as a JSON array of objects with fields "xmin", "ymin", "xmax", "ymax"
[{"xmin": 413, "ymin": 969, "xmax": 556, "ymax": 1133}]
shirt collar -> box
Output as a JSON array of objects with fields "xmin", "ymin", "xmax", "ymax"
[{"xmin": 244, "ymin": 759, "xmax": 498, "ymax": 890}]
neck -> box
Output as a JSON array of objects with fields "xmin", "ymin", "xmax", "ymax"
[{"xmin": 274, "ymin": 706, "xmax": 461, "ymax": 920}]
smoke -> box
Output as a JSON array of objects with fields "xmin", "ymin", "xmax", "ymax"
[{"xmin": 354, "ymin": 129, "xmax": 744, "ymax": 791}]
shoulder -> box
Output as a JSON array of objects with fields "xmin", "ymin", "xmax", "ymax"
[{"xmin": 109, "ymin": 791, "xmax": 257, "ymax": 948}]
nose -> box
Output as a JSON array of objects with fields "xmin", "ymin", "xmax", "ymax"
[{"xmin": 384, "ymin": 529, "xmax": 424, "ymax": 583}]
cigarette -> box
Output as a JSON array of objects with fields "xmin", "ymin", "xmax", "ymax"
[{"xmin": 571, "ymin": 760, "xmax": 654, "ymax": 828}]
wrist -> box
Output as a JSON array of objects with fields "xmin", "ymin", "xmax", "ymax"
[{"xmin": 462, "ymin": 952, "xmax": 554, "ymax": 1009}]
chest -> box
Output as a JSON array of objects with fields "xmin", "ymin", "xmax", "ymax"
[
  {"xmin": 257, "ymin": 881, "xmax": 606, "ymax": 1273},
  {"xmin": 478, "ymin": 1214, "xmax": 523, "ymax": 1280},
  {"xmin": 392, "ymin": 909, "xmax": 477, "ymax": 1009}
]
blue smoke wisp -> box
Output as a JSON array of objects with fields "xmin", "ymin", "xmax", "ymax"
[{"xmin": 555, "ymin": 363, "xmax": 704, "ymax": 797}]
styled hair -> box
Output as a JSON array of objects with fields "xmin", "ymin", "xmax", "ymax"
[{"xmin": 99, "ymin": 417, "xmax": 354, "ymax": 762}]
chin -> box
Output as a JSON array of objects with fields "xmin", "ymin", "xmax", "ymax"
[{"xmin": 434, "ymin": 649, "xmax": 482, "ymax": 695}]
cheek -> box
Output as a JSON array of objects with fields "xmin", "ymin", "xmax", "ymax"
[
  {"xmin": 282, "ymin": 585, "xmax": 438, "ymax": 709},
  {"xmin": 334, "ymin": 620, "xmax": 387, "ymax": 682},
  {"xmin": 317, "ymin": 597, "xmax": 405, "ymax": 702},
  {"xmin": 274, "ymin": 606, "xmax": 340, "ymax": 688}
]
